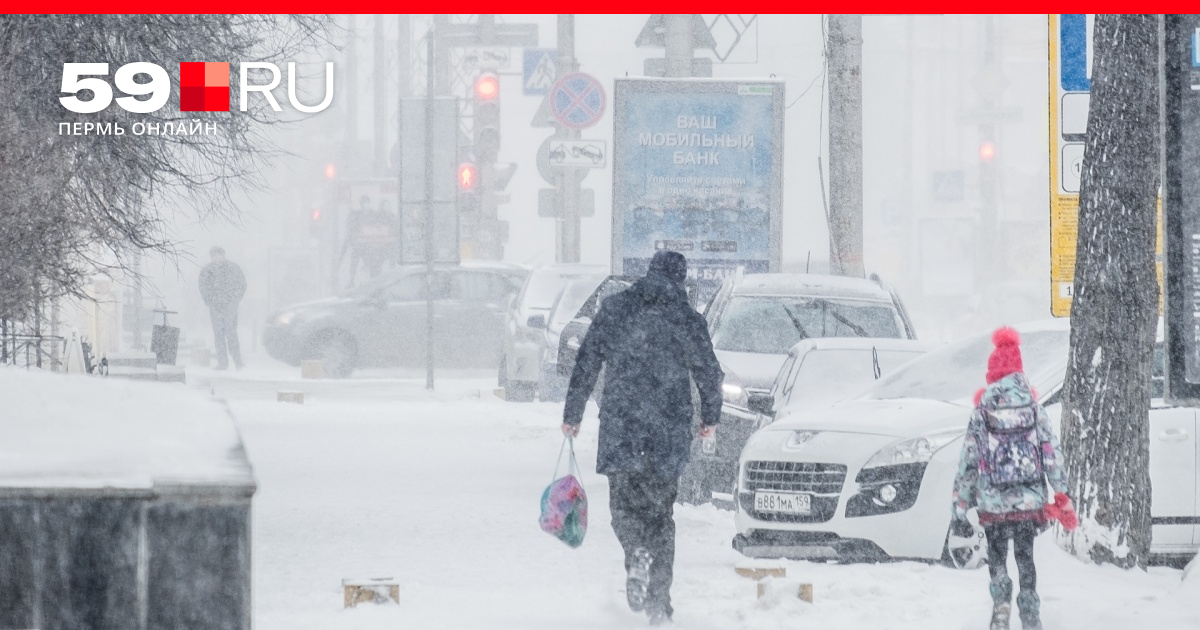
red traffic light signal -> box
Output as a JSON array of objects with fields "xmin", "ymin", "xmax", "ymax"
[
  {"xmin": 979, "ymin": 141, "xmax": 996, "ymax": 162},
  {"xmin": 474, "ymin": 74, "xmax": 499, "ymax": 101},
  {"xmin": 323, "ymin": 163, "xmax": 336, "ymax": 179},
  {"xmin": 457, "ymin": 163, "xmax": 479, "ymax": 191}
]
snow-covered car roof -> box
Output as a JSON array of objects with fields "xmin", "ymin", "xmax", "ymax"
[
  {"xmin": 0, "ymin": 368, "xmax": 255, "ymax": 495},
  {"xmin": 733, "ymin": 273, "xmax": 895, "ymax": 302}
]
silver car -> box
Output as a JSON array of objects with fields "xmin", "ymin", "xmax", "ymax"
[{"xmin": 500, "ymin": 264, "xmax": 607, "ymax": 401}]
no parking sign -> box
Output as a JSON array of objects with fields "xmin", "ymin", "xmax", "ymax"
[{"xmin": 549, "ymin": 72, "xmax": 606, "ymax": 130}]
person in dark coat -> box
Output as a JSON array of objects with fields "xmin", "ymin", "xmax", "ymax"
[
  {"xmin": 199, "ymin": 246, "xmax": 247, "ymax": 370},
  {"xmin": 562, "ymin": 250, "xmax": 724, "ymax": 626}
]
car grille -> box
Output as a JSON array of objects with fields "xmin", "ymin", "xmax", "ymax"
[{"xmin": 740, "ymin": 461, "xmax": 847, "ymax": 523}]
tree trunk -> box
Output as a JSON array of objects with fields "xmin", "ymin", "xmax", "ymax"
[{"xmin": 1060, "ymin": 14, "xmax": 1159, "ymax": 568}]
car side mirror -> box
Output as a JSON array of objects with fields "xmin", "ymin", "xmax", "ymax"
[
  {"xmin": 747, "ymin": 395, "xmax": 775, "ymax": 416},
  {"xmin": 527, "ymin": 314, "xmax": 547, "ymax": 330}
]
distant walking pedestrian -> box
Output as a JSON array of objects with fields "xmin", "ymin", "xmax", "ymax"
[
  {"xmin": 951, "ymin": 327, "xmax": 1078, "ymax": 630},
  {"xmin": 562, "ymin": 250, "xmax": 724, "ymax": 626},
  {"xmin": 199, "ymin": 246, "xmax": 247, "ymax": 370}
]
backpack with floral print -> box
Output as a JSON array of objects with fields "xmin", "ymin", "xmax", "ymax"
[{"xmin": 980, "ymin": 404, "xmax": 1043, "ymax": 487}]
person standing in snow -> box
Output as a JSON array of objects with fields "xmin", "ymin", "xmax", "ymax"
[
  {"xmin": 199, "ymin": 246, "xmax": 247, "ymax": 370},
  {"xmin": 952, "ymin": 327, "xmax": 1078, "ymax": 630},
  {"xmin": 561, "ymin": 250, "xmax": 724, "ymax": 626}
]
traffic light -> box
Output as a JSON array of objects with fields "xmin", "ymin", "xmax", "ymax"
[
  {"xmin": 979, "ymin": 141, "xmax": 996, "ymax": 163},
  {"xmin": 473, "ymin": 73, "xmax": 500, "ymax": 163},
  {"xmin": 309, "ymin": 208, "xmax": 323, "ymax": 239},
  {"xmin": 323, "ymin": 162, "xmax": 337, "ymax": 179},
  {"xmin": 457, "ymin": 162, "xmax": 479, "ymax": 192},
  {"xmin": 458, "ymin": 162, "xmax": 480, "ymax": 213}
]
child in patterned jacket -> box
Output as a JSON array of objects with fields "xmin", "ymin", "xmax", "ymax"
[{"xmin": 952, "ymin": 327, "xmax": 1078, "ymax": 630}]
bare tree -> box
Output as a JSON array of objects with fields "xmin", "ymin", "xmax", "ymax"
[
  {"xmin": 0, "ymin": 15, "xmax": 328, "ymax": 319},
  {"xmin": 1059, "ymin": 14, "xmax": 1159, "ymax": 568}
]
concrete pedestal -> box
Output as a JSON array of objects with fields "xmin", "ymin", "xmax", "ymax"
[{"xmin": 0, "ymin": 370, "xmax": 256, "ymax": 630}]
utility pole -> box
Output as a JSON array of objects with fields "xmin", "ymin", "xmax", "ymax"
[
  {"xmin": 976, "ymin": 16, "xmax": 1000, "ymax": 290},
  {"xmin": 345, "ymin": 16, "xmax": 358, "ymax": 173},
  {"xmin": 373, "ymin": 15, "xmax": 386, "ymax": 176},
  {"xmin": 555, "ymin": 14, "xmax": 582, "ymax": 263},
  {"xmin": 826, "ymin": 14, "xmax": 865, "ymax": 278},
  {"xmin": 423, "ymin": 28, "xmax": 436, "ymax": 390},
  {"xmin": 396, "ymin": 15, "xmax": 411, "ymax": 264},
  {"xmin": 664, "ymin": 14, "xmax": 696, "ymax": 77}
]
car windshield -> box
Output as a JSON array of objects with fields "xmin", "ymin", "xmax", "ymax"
[
  {"xmin": 786, "ymin": 348, "xmax": 928, "ymax": 409},
  {"xmin": 864, "ymin": 328, "xmax": 1070, "ymax": 403},
  {"xmin": 521, "ymin": 269, "xmax": 603, "ymax": 312},
  {"xmin": 711, "ymin": 296, "xmax": 902, "ymax": 354},
  {"xmin": 550, "ymin": 278, "xmax": 604, "ymax": 329}
]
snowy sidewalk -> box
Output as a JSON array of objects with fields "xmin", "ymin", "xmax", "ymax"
[{"xmin": 229, "ymin": 380, "xmax": 1199, "ymax": 629}]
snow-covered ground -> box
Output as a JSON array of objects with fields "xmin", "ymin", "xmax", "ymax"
[{"xmin": 213, "ymin": 374, "xmax": 1200, "ymax": 630}]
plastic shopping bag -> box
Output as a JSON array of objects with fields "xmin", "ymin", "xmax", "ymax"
[{"xmin": 539, "ymin": 436, "xmax": 588, "ymax": 548}]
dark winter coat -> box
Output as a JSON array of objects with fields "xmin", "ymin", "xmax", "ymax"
[
  {"xmin": 563, "ymin": 272, "xmax": 724, "ymax": 478},
  {"xmin": 199, "ymin": 260, "xmax": 247, "ymax": 309}
]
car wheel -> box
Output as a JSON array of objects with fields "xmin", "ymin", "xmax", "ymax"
[
  {"xmin": 308, "ymin": 331, "xmax": 356, "ymax": 378},
  {"xmin": 506, "ymin": 380, "xmax": 536, "ymax": 402},
  {"xmin": 941, "ymin": 515, "xmax": 988, "ymax": 570}
]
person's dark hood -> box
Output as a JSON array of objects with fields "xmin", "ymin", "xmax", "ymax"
[{"xmin": 629, "ymin": 273, "xmax": 687, "ymax": 305}]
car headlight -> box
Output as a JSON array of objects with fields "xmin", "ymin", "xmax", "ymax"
[
  {"xmin": 862, "ymin": 428, "xmax": 963, "ymax": 469},
  {"xmin": 273, "ymin": 311, "xmax": 298, "ymax": 326}
]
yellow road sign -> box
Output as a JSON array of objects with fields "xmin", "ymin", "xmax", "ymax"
[{"xmin": 1048, "ymin": 14, "xmax": 1163, "ymax": 317}]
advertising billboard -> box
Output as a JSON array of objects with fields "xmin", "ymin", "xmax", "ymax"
[
  {"xmin": 611, "ymin": 78, "xmax": 784, "ymax": 302},
  {"xmin": 1163, "ymin": 15, "xmax": 1200, "ymax": 403}
]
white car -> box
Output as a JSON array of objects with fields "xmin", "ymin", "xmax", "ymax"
[
  {"xmin": 680, "ymin": 337, "xmax": 935, "ymax": 505},
  {"xmin": 500, "ymin": 264, "xmax": 606, "ymax": 401},
  {"xmin": 733, "ymin": 320, "xmax": 1199, "ymax": 567}
]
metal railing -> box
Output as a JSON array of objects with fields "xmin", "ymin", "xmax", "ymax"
[{"xmin": 0, "ymin": 333, "xmax": 68, "ymax": 371}]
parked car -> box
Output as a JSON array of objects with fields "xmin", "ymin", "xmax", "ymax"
[
  {"xmin": 263, "ymin": 261, "xmax": 527, "ymax": 377},
  {"xmin": 732, "ymin": 320, "xmax": 1199, "ymax": 568},
  {"xmin": 554, "ymin": 275, "xmax": 638, "ymax": 379},
  {"xmin": 679, "ymin": 338, "xmax": 934, "ymax": 505},
  {"xmin": 553, "ymin": 274, "xmax": 701, "ymax": 383},
  {"xmin": 705, "ymin": 271, "xmax": 918, "ymax": 413},
  {"xmin": 677, "ymin": 272, "xmax": 919, "ymax": 504},
  {"xmin": 536, "ymin": 277, "xmax": 610, "ymax": 402},
  {"xmin": 500, "ymin": 264, "xmax": 607, "ymax": 401}
]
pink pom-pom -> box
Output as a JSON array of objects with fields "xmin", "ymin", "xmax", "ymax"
[{"xmin": 993, "ymin": 327, "xmax": 1020, "ymax": 348}]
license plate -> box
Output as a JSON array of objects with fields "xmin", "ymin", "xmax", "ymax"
[{"xmin": 754, "ymin": 491, "xmax": 812, "ymax": 515}]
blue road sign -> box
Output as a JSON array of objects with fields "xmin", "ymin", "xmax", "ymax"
[
  {"xmin": 1192, "ymin": 27, "xmax": 1200, "ymax": 67},
  {"xmin": 1060, "ymin": 14, "xmax": 1090, "ymax": 92},
  {"xmin": 549, "ymin": 73, "xmax": 606, "ymax": 129},
  {"xmin": 523, "ymin": 49, "xmax": 557, "ymax": 96}
]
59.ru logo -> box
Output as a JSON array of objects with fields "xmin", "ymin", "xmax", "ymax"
[{"xmin": 59, "ymin": 62, "xmax": 334, "ymax": 114}]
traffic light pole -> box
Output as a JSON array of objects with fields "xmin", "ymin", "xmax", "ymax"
[
  {"xmin": 555, "ymin": 14, "xmax": 582, "ymax": 263},
  {"xmin": 423, "ymin": 28, "xmax": 437, "ymax": 390},
  {"xmin": 397, "ymin": 15, "xmax": 411, "ymax": 265}
]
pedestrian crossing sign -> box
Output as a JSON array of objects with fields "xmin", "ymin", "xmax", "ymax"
[{"xmin": 523, "ymin": 49, "xmax": 557, "ymax": 96}]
